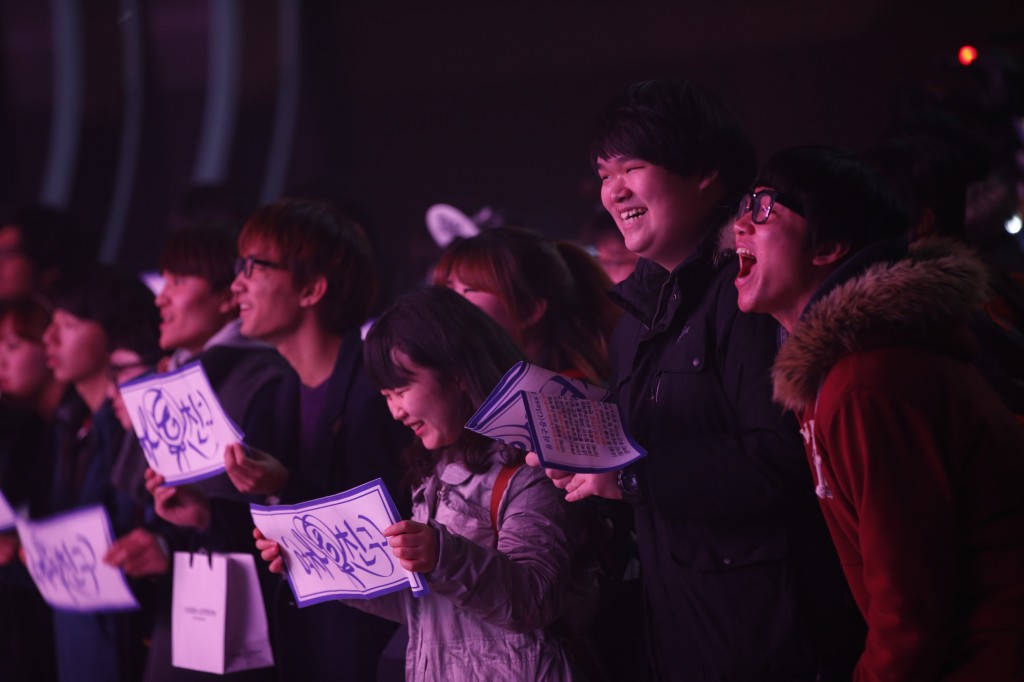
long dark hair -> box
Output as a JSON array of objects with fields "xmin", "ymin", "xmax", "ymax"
[{"xmin": 364, "ymin": 286, "xmax": 527, "ymax": 485}]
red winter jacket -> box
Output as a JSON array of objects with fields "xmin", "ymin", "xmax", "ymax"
[{"xmin": 773, "ymin": 239, "xmax": 1024, "ymax": 681}]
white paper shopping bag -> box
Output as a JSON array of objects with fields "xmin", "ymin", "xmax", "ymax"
[{"xmin": 171, "ymin": 551, "xmax": 274, "ymax": 674}]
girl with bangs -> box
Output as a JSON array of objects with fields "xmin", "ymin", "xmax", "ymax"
[
  {"xmin": 256, "ymin": 286, "xmax": 593, "ymax": 681},
  {"xmin": 433, "ymin": 226, "xmax": 619, "ymax": 385}
]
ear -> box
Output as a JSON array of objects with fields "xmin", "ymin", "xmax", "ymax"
[
  {"xmin": 697, "ymin": 168, "xmax": 720, "ymax": 191},
  {"xmin": 298, "ymin": 275, "xmax": 328, "ymax": 308},
  {"xmin": 810, "ymin": 241, "xmax": 850, "ymax": 267},
  {"xmin": 216, "ymin": 288, "xmax": 237, "ymax": 315},
  {"xmin": 910, "ymin": 207, "xmax": 937, "ymax": 242},
  {"xmin": 522, "ymin": 298, "xmax": 548, "ymax": 330}
]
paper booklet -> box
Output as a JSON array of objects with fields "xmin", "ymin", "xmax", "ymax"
[
  {"xmin": 465, "ymin": 361, "xmax": 647, "ymax": 473},
  {"xmin": 119, "ymin": 360, "xmax": 243, "ymax": 485},
  {"xmin": 250, "ymin": 479, "xmax": 427, "ymax": 607}
]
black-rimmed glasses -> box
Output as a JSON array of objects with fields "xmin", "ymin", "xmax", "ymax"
[
  {"xmin": 736, "ymin": 190, "xmax": 804, "ymax": 224},
  {"xmin": 233, "ymin": 255, "xmax": 287, "ymax": 278}
]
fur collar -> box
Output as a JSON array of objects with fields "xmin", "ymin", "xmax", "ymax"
[{"xmin": 772, "ymin": 238, "xmax": 990, "ymax": 412}]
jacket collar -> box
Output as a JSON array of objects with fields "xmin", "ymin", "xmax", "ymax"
[
  {"xmin": 772, "ymin": 238, "xmax": 990, "ymax": 412},
  {"xmin": 611, "ymin": 237, "xmax": 722, "ymax": 329}
]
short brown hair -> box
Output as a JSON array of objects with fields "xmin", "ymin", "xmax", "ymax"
[{"xmin": 239, "ymin": 199, "xmax": 377, "ymax": 335}]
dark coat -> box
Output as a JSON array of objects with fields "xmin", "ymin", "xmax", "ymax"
[
  {"xmin": 773, "ymin": 239, "xmax": 1024, "ymax": 681},
  {"xmin": 48, "ymin": 393, "xmax": 149, "ymax": 682},
  {"xmin": 610, "ymin": 248, "xmax": 864, "ymax": 681},
  {"xmin": 143, "ymin": 342, "xmax": 297, "ymax": 682},
  {"xmin": 271, "ymin": 329, "xmax": 410, "ymax": 682}
]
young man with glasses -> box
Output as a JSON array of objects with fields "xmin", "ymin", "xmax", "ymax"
[
  {"xmin": 533, "ymin": 81, "xmax": 864, "ymax": 681},
  {"xmin": 734, "ymin": 145, "xmax": 1024, "ymax": 679},
  {"xmin": 224, "ymin": 198, "xmax": 408, "ymax": 681}
]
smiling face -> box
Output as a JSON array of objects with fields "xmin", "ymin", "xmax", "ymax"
[
  {"xmin": 733, "ymin": 186, "xmax": 838, "ymax": 331},
  {"xmin": 155, "ymin": 272, "xmax": 234, "ymax": 353},
  {"xmin": 380, "ymin": 350, "xmax": 465, "ymax": 451},
  {"xmin": 230, "ymin": 239, "xmax": 304, "ymax": 345},
  {"xmin": 446, "ymin": 272, "xmax": 521, "ymax": 340},
  {"xmin": 0, "ymin": 315, "xmax": 51, "ymax": 400},
  {"xmin": 42, "ymin": 308, "xmax": 109, "ymax": 385},
  {"xmin": 597, "ymin": 156, "xmax": 724, "ymax": 271}
]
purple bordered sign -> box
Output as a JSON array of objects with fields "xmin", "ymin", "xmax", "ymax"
[
  {"xmin": 16, "ymin": 505, "xmax": 139, "ymax": 612},
  {"xmin": 250, "ymin": 479, "xmax": 427, "ymax": 607},
  {"xmin": 119, "ymin": 360, "xmax": 243, "ymax": 485}
]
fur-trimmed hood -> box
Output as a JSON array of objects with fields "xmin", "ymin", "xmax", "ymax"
[{"xmin": 773, "ymin": 238, "xmax": 991, "ymax": 412}]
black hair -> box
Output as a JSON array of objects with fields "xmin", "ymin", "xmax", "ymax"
[
  {"xmin": 159, "ymin": 223, "xmax": 239, "ymax": 292},
  {"xmin": 756, "ymin": 146, "xmax": 909, "ymax": 256},
  {"xmin": 864, "ymin": 134, "xmax": 969, "ymax": 239},
  {"xmin": 2, "ymin": 204, "xmax": 95, "ymax": 293},
  {"xmin": 590, "ymin": 79, "xmax": 757, "ymax": 203},
  {"xmin": 364, "ymin": 286, "xmax": 526, "ymax": 485},
  {"xmin": 52, "ymin": 265, "xmax": 162, "ymax": 364}
]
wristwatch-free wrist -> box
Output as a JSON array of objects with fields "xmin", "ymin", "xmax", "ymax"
[{"xmin": 617, "ymin": 466, "xmax": 643, "ymax": 504}]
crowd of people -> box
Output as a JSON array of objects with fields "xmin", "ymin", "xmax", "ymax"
[{"xmin": 1, "ymin": 77, "xmax": 1023, "ymax": 682}]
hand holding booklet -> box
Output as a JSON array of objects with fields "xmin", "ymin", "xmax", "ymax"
[{"xmin": 466, "ymin": 362, "xmax": 646, "ymax": 473}]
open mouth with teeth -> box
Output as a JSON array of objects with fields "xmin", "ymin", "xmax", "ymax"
[
  {"xmin": 736, "ymin": 247, "xmax": 757, "ymax": 280},
  {"xmin": 620, "ymin": 208, "xmax": 647, "ymax": 225}
]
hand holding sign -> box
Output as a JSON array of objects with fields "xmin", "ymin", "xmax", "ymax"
[
  {"xmin": 16, "ymin": 505, "xmax": 138, "ymax": 612},
  {"xmin": 119, "ymin": 361, "xmax": 243, "ymax": 485},
  {"xmin": 145, "ymin": 467, "xmax": 211, "ymax": 530},
  {"xmin": 250, "ymin": 479, "xmax": 426, "ymax": 606}
]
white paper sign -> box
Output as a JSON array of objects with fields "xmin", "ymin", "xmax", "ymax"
[
  {"xmin": 466, "ymin": 362, "xmax": 646, "ymax": 472},
  {"xmin": 16, "ymin": 505, "xmax": 139, "ymax": 612},
  {"xmin": 250, "ymin": 479, "xmax": 426, "ymax": 607},
  {"xmin": 0, "ymin": 491, "xmax": 15, "ymax": 531},
  {"xmin": 120, "ymin": 360, "xmax": 243, "ymax": 485}
]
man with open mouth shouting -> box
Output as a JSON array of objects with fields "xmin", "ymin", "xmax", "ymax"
[{"xmin": 534, "ymin": 81, "xmax": 865, "ymax": 681}]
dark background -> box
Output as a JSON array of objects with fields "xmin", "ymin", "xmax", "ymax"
[{"xmin": 1, "ymin": 0, "xmax": 1022, "ymax": 304}]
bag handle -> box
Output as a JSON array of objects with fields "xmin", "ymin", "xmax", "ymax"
[{"xmin": 489, "ymin": 464, "xmax": 523, "ymax": 545}]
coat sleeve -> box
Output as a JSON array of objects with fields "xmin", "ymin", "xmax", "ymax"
[
  {"xmin": 425, "ymin": 468, "xmax": 580, "ymax": 633},
  {"xmin": 634, "ymin": 282, "xmax": 811, "ymax": 523},
  {"xmin": 819, "ymin": 379, "xmax": 956, "ymax": 681}
]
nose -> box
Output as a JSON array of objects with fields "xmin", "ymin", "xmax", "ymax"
[
  {"xmin": 733, "ymin": 214, "xmax": 753, "ymax": 236},
  {"xmin": 154, "ymin": 286, "xmax": 168, "ymax": 308},
  {"xmin": 385, "ymin": 394, "xmax": 405, "ymax": 422},
  {"xmin": 42, "ymin": 322, "xmax": 57, "ymax": 347},
  {"xmin": 606, "ymin": 175, "xmax": 630, "ymax": 203},
  {"xmin": 230, "ymin": 273, "xmax": 246, "ymax": 294}
]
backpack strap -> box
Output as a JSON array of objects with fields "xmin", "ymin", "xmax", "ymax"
[{"xmin": 490, "ymin": 464, "xmax": 524, "ymax": 544}]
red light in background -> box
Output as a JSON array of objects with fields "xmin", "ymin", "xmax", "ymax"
[{"xmin": 958, "ymin": 45, "xmax": 978, "ymax": 66}]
